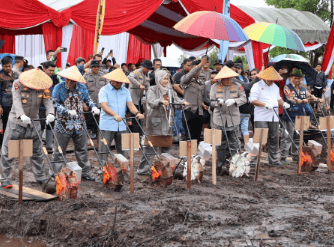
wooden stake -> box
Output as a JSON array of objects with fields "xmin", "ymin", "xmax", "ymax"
[
  {"xmin": 254, "ymin": 129, "xmax": 263, "ymax": 181},
  {"xmin": 297, "ymin": 117, "xmax": 304, "ymax": 175},
  {"xmin": 187, "ymin": 140, "xmax": 191, "ymax": 189},
  {"xmin": 212, "ymin": 129, "xmax": 217, "ymax": 185},
  {"xmin": 327, "ymin": 117, "xmax": 332, "ymax": 172},
  {"xmin": 19, "ymin": 140, "xmax": 24, "ymax": 204},
  {"xmin": 129, "ymin": 134, "xmax": 134, "ymax": 194}
]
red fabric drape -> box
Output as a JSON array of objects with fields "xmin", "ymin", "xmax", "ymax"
[
  {"xmin": 0, "ymin": 0, "xmax": 256, "ymax": 58},
  {"xmin": 252, "ymin": 41, "xmax": 263, "ymax": 70},
  {"xmin": 0, "ymin": 34, "xmax": 15, "ymax": 53},
  {"xmin": 0, "ymin": 0, "xmax": 163, "ymax": 34},
  {"xmin": 42, "ymin": 22, "xmax": 62, "ymax": 67},
  {"xmin": 322, "ymin": 24, "xmax": 334, "ymax": 74},
  {"xmin": 67, "ymin": 25, "xmax": 94, "ymax": 66},
  {"xmin": 329, "ymin": 66, "xmax": 333, "ymax": 79},
  {"xmin": 126, "ymin": 34, "xmax": 151, "ymax": 64},
  {"xmin": 263, "ymin": 51, "xmax": 269, "ymax": 68},
  {"xmin": 0, "ymin": 0, "xmax": 255, "ymax": 55},
  {"xmin": 230, "ymin": 5, "xmax": 255, "ymax": 28}
]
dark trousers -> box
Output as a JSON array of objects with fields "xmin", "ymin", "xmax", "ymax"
[
  {"xmin": 182, "ymin": 109, "xmax": 204, "ymax": 142},
  {"xmin": 85, "ymin": 111, "xmax": 99, "ymax": 135},
  {"xmin": 0, "ymin": 107, "xmax": 11, "ymax": 148},
  {"xmin": 129, "ymin": 104, "xmax": 143, "ymax": 136},
  {"xmin": 39, "ymin": 108, "xmax": 46, "ymax": 132},
  {"xmin": 38, "ymin": 108, "xmax": 54, "ymax": 131},
  {"xmin": 313, "ymin": 87, "xmax": 323, "ymax": 99}
]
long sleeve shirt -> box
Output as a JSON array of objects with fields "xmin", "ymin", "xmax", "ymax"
[
  {"xmin": 0, "ymin": 70, "xmax": 19, "ymax": 108},
  {"xmin": 52, "ymin": 82, "xmax": 96, "ymax": 134},
  {"xmin": 249, "ymin": 79, "xmax": 281, "ymax": 122},
  {"xmin": 283, "ymin": 84, "xmax": 317, "ymax": 104}
]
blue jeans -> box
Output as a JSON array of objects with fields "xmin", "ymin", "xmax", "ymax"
[
  {"xmin": 173, "ymin": 110, "xmax": 185, "ymax": 136},
  {"xmin": 239, "ymin": 113, "xmax": 250, "ymax": 137}
]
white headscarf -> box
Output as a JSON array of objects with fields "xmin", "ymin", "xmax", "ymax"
[{"xmin": 155, "ymin": 69, "xmax": 170, "ymax": 95}]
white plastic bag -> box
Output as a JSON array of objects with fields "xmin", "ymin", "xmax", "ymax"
[
  {"xmin": 244, "ymin": 138, "xmax": 260, "ymax": 156},
  {"xmin": 183, "ymin": 155, "xmax": 204, "ymax": 181},
  {"xmin": 229, "ymin": 152, "xmax": 251, "ymax": 178},
  {"xmin": 197, "ymin": 141, "xmax": 212, "ymax": 160}
]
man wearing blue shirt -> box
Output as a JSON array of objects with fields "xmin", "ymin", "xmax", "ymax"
[
  {"xmin": 98, "ymin": 68, "xmax": 144, "ymax": 164},
  {"xmin": 52, "ymin": 66, "xmax": 100, "ymax": 181}
]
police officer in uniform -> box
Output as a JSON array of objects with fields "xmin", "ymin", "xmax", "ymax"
[
  {"xmin": 0, "ymin": 69, "xmax": 55, "ymax": 188},
  {"xmin": 84, "ymin": 60, "xmax": 107, "ymax": 139},
  {"xmin": 128, "ymin": 59, "xmax": 152, "ymax": 134},
  {"xmin": 210, "ymin": 66, "xmax": 247, "ymax": 172},
  {"xmin": 280, "ymin": 69, "xmax": 322, "ymax": 164},
  {"xmin": 181, "ymin": 57, "xmax": 208, "ymax": 141}
]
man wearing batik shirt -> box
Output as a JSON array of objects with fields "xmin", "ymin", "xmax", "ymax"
[
  {"xmin": 52, "ymin": 66, "xmax": 100, "ymax": 181},
  {"xmin": 280, "ymin": 69, "xmax": 323, "ymax": 164},
  {"xmin": 0, "ymin": 56, "xmax": 19, "ymax": 148}
]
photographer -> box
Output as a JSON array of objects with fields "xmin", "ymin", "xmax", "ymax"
[{"xmin": 102, "ymin": 50, "xmax": 117, "ymax": 73}]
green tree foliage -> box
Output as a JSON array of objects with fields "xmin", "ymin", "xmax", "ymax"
[
  {"xmin": 178, "ymin": 53, "xmax": 188, "ymax": 65},
  {"xmin": 233, "ymin": 56, "xmax": 249, "ymax": 70},
  {"xmin": 268, "ymin": 47, "xmax": 309, "ymax": 59},
  {"xmin": 266, "ymin": 0, "xmax": 331, "ymax": 66},
  {"xmin": 209, "ymin": 47, "xmax": 219, "ymax": 69},
  {"xmin": 265, "ymin": 0, "xmax": 331, "ymax": 22}
]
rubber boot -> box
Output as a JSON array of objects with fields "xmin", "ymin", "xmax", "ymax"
[
  {"xmin": 216, "ymin": 145, "xmax": 227, "ymax": 176},
  {"xmin": 137, "ymin": 159, "xmax": 151, "ymax": 175},
  {"xmin": 137, "ymin": 147, "xmax": 153, "ymax": 175},
  {"xmin": 46, "ymin": 130, "xmax": 53, "ymax": 150}
]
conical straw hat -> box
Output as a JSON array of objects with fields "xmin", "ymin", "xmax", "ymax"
[
  {"xmin": 104, "ymin": 68, "xmax": 130, "ymax": 84},
  {"xmin": 57, "ymin": 66, "xmax": 86, "ymax": 83},
  {"xmin": 257, "ymin": 66, "xmax": 283, "ymax": 81},
  {"xmin": 214, "ymin": 66, "xmax": 239, "ymax": 80},
  {"xmin": 19, "ymin": 69, "xmax": 53, "ymax": 90}
]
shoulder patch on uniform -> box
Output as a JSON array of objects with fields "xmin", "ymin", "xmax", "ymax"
[
  {"xmin": 43, "ymin": 89, "xmax": 51, "ymax": 99},
  {"xmin": 134, "ymin": 71, "xmax": 138, "ymax": 75},
  {"xmin": 239, "ymin": 85, "xmax": 244, "ymax": 92},
  {"xmin": 284, "ymin": 87, "xmax": 293, "ymax": 97},
  {"xmin": 14, "ymin": 83, "xmax": 19, "ymax": 91}
]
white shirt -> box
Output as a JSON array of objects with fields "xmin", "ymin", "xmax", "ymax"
[{"xmin": 249, "ymin": 79, "xmax": 281, "ymax": 122}]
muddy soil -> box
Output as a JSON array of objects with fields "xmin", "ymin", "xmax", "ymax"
[{"xmin": 1, "ymin": 140, "xmax": 334, "ymax": 247}]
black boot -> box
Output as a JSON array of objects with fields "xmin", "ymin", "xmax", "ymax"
[{"xmin": 216, "ymin": 146, "xmax": 227, "ymax": 176}]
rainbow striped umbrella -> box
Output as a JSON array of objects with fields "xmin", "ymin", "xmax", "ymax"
[
  {"xmin": 173, "ymin": 11, "xmax": 248, "ymax": 42},
  {"xmin": 244, "ymin": 22, "xmax": 306, "ymax": 52}
]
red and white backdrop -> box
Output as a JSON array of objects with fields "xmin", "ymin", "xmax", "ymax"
[
  {"xmin": 0, "ymin": 0, "xmax": 331, "ymax": 71},
  {"xmin": 13, "ymin": 26, "xmax": 149, "ymax": 69}
]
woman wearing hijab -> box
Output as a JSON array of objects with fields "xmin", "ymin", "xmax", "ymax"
[{"xmin": 137, "ymin": 69, "xmax": 189, "ymax": 175}]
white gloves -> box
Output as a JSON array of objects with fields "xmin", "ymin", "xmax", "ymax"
[
  {"xmin": 283, "ymin": 102, "xmax": 290, "ymax": 109},
  {"xmin": 218, "ymin": 99, "xmax": 224, "ymax": 105},
  {"xmin": 265, "ymin": 103, "xmax": 273, "ymax": 110},
  {"xmin": 68, "ymin": 110, "xmax": 77, "ymax": 117},
  {"xmin": 46, "ymin": 114, "xmax": 55, "ymax": 124},
  {"xmin": 225, "ymin": 99, "xmax": 236, "ymax": 107},
  {"xmin": 92, "ymin": 106, "xmax": 100, "ymax": 115},
  {"xmin": 20, "ymin": 115, "xmax": 31, "ymax": 124}
]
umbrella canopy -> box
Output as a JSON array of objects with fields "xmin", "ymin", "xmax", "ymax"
[
  {"xmin": 273, "ymin": 60, "xmax": 317, "ymax": 83},
  {"xmin": 244, "ymin": 22, "xmax": 306, "ymax": 52},
  {"xmin": 270, "ymin": 54, "xmax": 309, "ymax": 63},
  {"xmin": 173, "ymin": 11, "xmax": 248, "ymax": 42}
]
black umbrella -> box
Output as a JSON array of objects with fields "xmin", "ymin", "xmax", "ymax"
[{"xmin": 273, "ymin": 60, "xmax": 317, "ymax": 85}]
